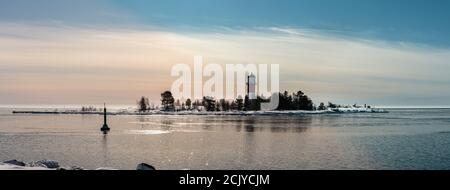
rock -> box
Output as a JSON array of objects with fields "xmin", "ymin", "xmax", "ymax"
[
  {"xmin": 69, "ymin": 166, "xmax": 84, "ymax": 170},
  {"xmin": 136, "ymin": 163, "xmax": 155, "ymax": 170},
  {"xmin": 95, "ymin": 167, "xmax": 117, "ymax": 170},
  {"xmin": 27, "ymin": 162, "xmax": 46, "ymax": 168},
  {"xmin": 27, "ymin": 161, "xmax": 47, "ymax": 168},
  {"xmin": 28, "ymin": 160, "xmax": 60, "ymax": 169},
  {"xmin": 3, "ymin": 159, "xmax": 26, "ymax": 166},
  {"xmin": 57, "ymin": 166, "xmax": 84, "ymax": 170}
]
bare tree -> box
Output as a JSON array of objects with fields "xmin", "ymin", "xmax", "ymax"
[
  {"xmin": 137, "ymin": 96, "xmax": 149, "ymax": 112},
  {"xmin": 185, "ymin": 99, "xmax": 192, "ymax": 110}
]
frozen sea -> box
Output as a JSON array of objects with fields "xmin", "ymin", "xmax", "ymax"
[{"xmin": 1, "ymin": 107, "xmax": 450, "ymax": 170}]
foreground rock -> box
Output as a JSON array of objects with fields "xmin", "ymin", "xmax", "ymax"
[
  {"xmin": 2, "ymin": 160, "xmax": 155, "ymax": 170},
  {"xmin": 3, "ymin": 159, "xmax": 26, "ymax": 167},
  {"xmin": 0, "ymin": 163, "xmax": 50, "ymax": 170},
  {"xmin": 136, "ymin": 163, "xmax": 156, "ymax": 170},
  {"xmin": 57, "ymin": 166, "xmax": 84, "ymax": 170},
  {"xmin": 28, "ymin": 159, "xmax": 60, "ymax": 169}
]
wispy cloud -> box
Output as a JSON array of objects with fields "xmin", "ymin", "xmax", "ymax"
[
  {"xmin": 0, "ymin": 0, "xmax": 132, "ymax": 24},
  {"xmin": 1, "ymin": 22, "xmax": 450, "ymax": 106}
]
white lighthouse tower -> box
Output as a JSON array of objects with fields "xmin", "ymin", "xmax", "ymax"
[{"xmin": 247, "ymin": 73, "xmax": 256, "ymax": 100}]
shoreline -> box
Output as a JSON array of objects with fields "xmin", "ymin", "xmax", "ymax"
[
  {"xmin": 1, "ymin": 160, "xmax": 155, "ymax": 170},
  {"xmin": 12, "ymin": 108, "xmax": 388, "ymax": 116}
]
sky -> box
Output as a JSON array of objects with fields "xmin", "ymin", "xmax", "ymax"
[{"xmin": 1, "ymin": 0, "xmax": 450, "ymax": 107}]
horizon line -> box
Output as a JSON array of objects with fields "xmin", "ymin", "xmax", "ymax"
[{"xmin": 1, "ymin": 104, "xmax": 450, "ymax": 109}]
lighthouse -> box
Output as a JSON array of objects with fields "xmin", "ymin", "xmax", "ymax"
[
  {"xmin": 100, "ymin": 103, "xmax": 110, "ymax": 134},
  {"xmin": 247, "ymin": 73, "xmax": 256, "ymax": 100},
  {"xmin": 246, "ymin": 73, "xmax": 257, "ymax": 110}
]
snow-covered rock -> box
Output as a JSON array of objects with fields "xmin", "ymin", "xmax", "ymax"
[
  {"xmin": 27, "ymin": 159, "xmax": 60, "ymax": 169},
  {"xmin": 0, "ymin": 163, "xmax": 52, "ymax": 170},
  {"xmin": 1, "ymin": 159, "xmax": 159, "ymax": 170},
  {"xmin": 328, "ymin": 107, "xmax": 387, "ymax": 113}
]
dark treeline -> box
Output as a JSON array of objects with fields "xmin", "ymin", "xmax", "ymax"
[
  {"xmin": 80, "ymin": 106, "xmax": 98, "ymax": 112},
  {"xmin": 277, "ymin": 91, "xmax": 314, "ymax": 111},
  {"xmin": 136, "ymin": 96, "xmax": 157, "ymax": 112},
  {"xmin": 137, "ymin": 90, "xmax": 333, "ymax": 112}
]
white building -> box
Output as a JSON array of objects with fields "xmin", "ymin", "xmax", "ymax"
[{"xmin": 247, "ymin": 73, "xmax": 256, "ymax": 100}]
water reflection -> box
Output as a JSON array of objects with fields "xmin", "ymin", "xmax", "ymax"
[
  {"xmin": 132, "ymin": 115, "xmax": 313, "ymax": 134},
  {"xmin": 4, "ymin": 108, "xmax": 450, "ymax": 169},
  {"xmin": 101, "ymin": 134, "xmax": 109, "ymax": 167},
  {"xmin": 233, "ymin": 116, "xmax": 311, "ymax": 133},
  {"xmin": 243, "ymin": 127, "xmax": 256, "ymax": 165},
  {"xmin": 137, "ymin": 116, "xmax": 147, "ymax": 129}
]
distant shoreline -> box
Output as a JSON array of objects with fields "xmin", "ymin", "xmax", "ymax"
[
  {"xmin": 12, "ymin": 107, "xmax": 388, "ymax": 116},
  {"xmin": 2, "ymin": 105, "xmax": 450, "ymax": 109}
]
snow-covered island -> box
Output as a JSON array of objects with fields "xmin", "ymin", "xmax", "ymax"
[
  {"xmin": 12, "ymin": 89, "xmax": 389, "ymax": 115},
  {"xmin": 127, "ymin": 106, "xmax": 388, "ymax": 115},
  {"xmin": 12, "ymin": 106, "xmax": 387, "ymax": 116}
]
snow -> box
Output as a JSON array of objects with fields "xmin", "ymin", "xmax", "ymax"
[
  {"xmin": 127, "ymin": 107, "xmax": 387, "ymax": 115},
  {"xmin": 0, "ymin": 163, "xmax": 121, "ymax": 170},
  {"xmin": 0, "ymin": 163, "xmax": 53, "ymax": 170},
  {"xmin": 1, "ymin": 160, "xmax": 145, "ymax": 170},
  {"xmin": 12, "ymin": 106, "xmax": 387, "ymax": 116},
  {"xmin": 328, "ymin": 107, "xmax": 387, "ymax": 113},
  {"xmin": 128, "ymin": 129, "xmax": 171, "ymax": 135}
]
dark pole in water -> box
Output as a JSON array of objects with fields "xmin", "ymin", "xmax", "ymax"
[{"xmin": 100, "ymin": 103, "xmax": 110, "ymax": 134}]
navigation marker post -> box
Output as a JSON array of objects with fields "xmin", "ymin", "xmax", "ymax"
[{"xmin": 100, "ymin": 103, "xmax": 110, "ymax": 134}]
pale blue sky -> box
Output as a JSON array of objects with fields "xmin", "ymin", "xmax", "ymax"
[
  {"xmin": 114, "ymin": 0, "xmax": 450, "ymax": 47},
  {"xmin": 1, "ymin": 0, "xmax": 450, "ymax": 46}
]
